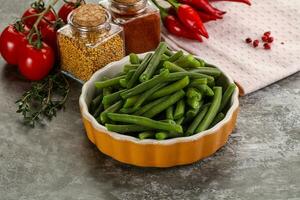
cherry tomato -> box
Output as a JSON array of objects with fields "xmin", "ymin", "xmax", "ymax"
[
  {"xmin": 22, "ymin": 8, "xmax": 56, "ymax": 28},
  {"xmin": 0, "ymin": 25, "xmax": 27, "ymax": 65},
  {"xmin": 18, "ymin": 42, "xmax": 54, "ymax": 81},
  {"xmin": 58, "ymin": 2, "xmax": 81, "ymax": 23},
  {"xmin": 41, "ymin": 25, "xmax": 57, "ymax": 53},
  {"xmin": 23, "ymin": 25, "xmax": 31, "ymax": 35}
]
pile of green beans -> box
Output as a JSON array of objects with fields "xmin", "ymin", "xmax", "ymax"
[{"xmin": 89, "ymin": 42, "xmax": 236, "ymax": 140}]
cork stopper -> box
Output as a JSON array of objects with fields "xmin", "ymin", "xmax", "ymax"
[{"xmin": 73, "ymin": 4, "xmax": 106, "ymax": 27}]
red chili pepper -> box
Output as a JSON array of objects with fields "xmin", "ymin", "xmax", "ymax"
[
  {"xmin": 166, "ymin": 15, "xmax": 203, "ymax": 42},
  {"xmin": 209, "ymin": 0, "xmax": 251, "ymax": 6},
  {"xmin": 197, "ymin": 11, "xmax": 221, "ymax": 22},
  {"xmin": 212, "ymin": 7, "xmax": 226, "ymax": 16},
  {"xmin": 178, "ymin": 0, "xmax": 223, "ymax": 18},
  {"xmin": 152, "ymin": 0, "xmax": 203, "ymax": 42},
  {"xmin": 167, "ymin": 0, "xmax": 209, "ymax": 38}
]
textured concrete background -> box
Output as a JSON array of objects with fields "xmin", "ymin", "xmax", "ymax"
[{"xmin": 0, "ymin": 0, "xmax": 299, "ymax": 199}]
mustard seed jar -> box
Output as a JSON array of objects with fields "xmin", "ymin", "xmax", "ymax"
[
  {"xmin": 57, "ymin": 4, "xmax": 125, "ymax": 82},
  {"xmin": 101, "ymin": 0, "xmax": 161, "ymax": 54}
]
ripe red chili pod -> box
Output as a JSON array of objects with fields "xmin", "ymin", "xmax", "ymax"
[
  {"xmin": 153, "ymin": 0, "xmax": 203, "ymax": 42},
  {"xmin": 179, "ymin": 0, "xmax": 223, "ymax": 19},
  {"xmin": 209, "ymin": 0, "xmax": 251, "ymax": 6},
  {"xmin": 167, "ymin": 0, "xmax": 209, "ymax": 38}
]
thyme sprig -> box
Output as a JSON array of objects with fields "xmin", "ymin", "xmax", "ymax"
[{"xmin": 16, "ymin": 72, "xmax": 70, "ymax": 127}]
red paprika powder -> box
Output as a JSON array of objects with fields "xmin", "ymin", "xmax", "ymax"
[{"xmin": 108, "ymin": 0, "xmax": 161, "ymax": 54}]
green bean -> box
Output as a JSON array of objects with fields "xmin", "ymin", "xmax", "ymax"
[
  {"xmin": 95, "ymin": 75, "xmax": 126, "ymax": 89},
  {"xmin": 143, "ymin": 90, "xmax": 185, "ymax": 118},
  {"xmin": 175, "ymin": 54, "xmax": 201, "ymax": 68},
  {"xmin": 157, "ymin": 68, "xmax": 165, "ymax": 75},
  {"xmin": 205, "ymin": 86, "xmax": 214, "ymax": 96},
  {"xmin": 167, "ymin": 72, "xmax": 214, "ymax": 84},
  {"xmin": 186, "ymin": 87, "xmax": 202, "ymax": 99},
  {"xmin": 175, "ymin": 117, "xmax": 184, "ymax": 125},
  {"xmin": 165, "ymin": 48, "xmax": 174, "ymax": 56},
  {"xmin": 184, "ymin": 102, "xmax": 205, "ymax": 123},
  {"xmin": 166, "ymin": 106, "xmax": 174, "ymax": 120},
  {"xmin": 174, "ymin": 99, "xmax": 185, "ymax": 120},
  {"xmin": 186, "ymin": 104, "xmax": 210, "ymax": 136},
  {"xmin": 129, "ymin": 53, "xmax": 140, "ymax": 64},
  {"xmin": 204, "ymin": 62, "xmax": 218, "ymax": 68},
  {"xmin": 139, "ymin": 131, "xmax": 155, "ymax": 139},
  {"xmin": 126, "ymin": 69, "xmax": 136, "ymax": 81},
  {"xmin": 127, "ymin": 53, "xmax": 152, "ymax": 88},
  {"xmin": 123, "ymin": 95, "xmax": 139, "ymax": 108},
  {"xmin": 161, "ymin": 54, "xmax": 170, "ymax": 61},
  {"xmin": 160, "ymin": 119, "xmax": 176, "ymax": 125},
  {"xmin": 140, "ymin": 42, "xmax": 168, "ymax": 82},
  {"xmin": 102, "ymin": 89, "xmax": 126, "ymax": 106},
  {"xmin": 187, "ymin": 97, "xmax": 201, "ymax": 109},
  {"xmin": 150, "ymin": 76, "xmax": 189, "ymax": 99},
  {"xmin": 124, "ymin": 64, "xmax": 139, "ymax": 73},
  {"xmin": 106, "ymin": 124, "xmax": 153, "ymax": 133},
  {"xmin": 163, "ymin": 61, "xmax": 187, "ymax": 72},
  {"xmin": 196, "ymin": 87, "xmax": 222, "ymax": 132},
  {"xmin": 119, "ymin": 107, "xmax": 138, "ymax": 114},
  {"xmin": 89, "ymin": 94, "xmax": 103, "ymax": 113},
  {"xmin": 119, "ymin": 79, "xmax": 127, "ymax": 88},
  {"xmin": 103, "ymin": 86, "xmax": 112, "ymax": 96},
  {"xmin": 186, "ymin": 107, "xmax": 200, "ymax": 119},
  {"xmin": 157, "ymin": 60, "xmax": 165, "ymax": 72},
  {"xmin": 133, "ymin": 83, "xmax": 167, "ymax": 110},
  {"xmin": 196, "ymin": 58, "xmax": 205, "ymax": 67},
  {"xmin": 155, "ymin": 132, "xmax": 168, "ymax": 140},
  {"xmin": 103, "ymin": 87, "xmax": 112, "ymax": 109},
  {"xmin": 155, "ymin": 131, "xmax": 181, "ymax": 140},
  {"xmin": 100, "ymin": 100, "xmax": 123, "ymax": 124},
  {"xmin": 194, "ymin": 84, "xmax": 214, "ymax": 96},
  {"xmin": 120, "ymin": 69, "xmax": 136, "ymax": 88},
  {"xmin": 133, "ymin": 96, "xmax": 169, "ymax": 116},
  {"xmin": 107, "ymin": 113, "xmax": 183, "ymax": 133},
  {"xmin": 209, "ymin": 112, "xmax": 225, "ymax": 128},
  {"xmin": 185, "ymin": 108, "xmax": 199, "ymax": 123},
  {"xmin": 219, "ymin": 83, "xmax": 236, "ymax": 112},
  {"xmin": 93, "ymin": 103, "xmax": 104, "ymax": 119},
  {"xmin": 167, "ymin": 50, "xmax": 183, "ymax": 62},
  {"xmin": 189, "ymin": 78, "xmax": 207, "ymax": 86},
  {"xmin": 189, "ymin": 67, "xmax": 222, "ymax": 77},
  {"xmin": 121, "ymin": 69, "xmax": 170, "ymax": 99}
]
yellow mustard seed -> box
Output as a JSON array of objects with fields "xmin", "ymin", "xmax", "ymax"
[{"xmin": 57, "ymin": 5, "xmax": 125, "ymax": 81}]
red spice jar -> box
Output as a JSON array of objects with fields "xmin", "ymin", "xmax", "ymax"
[{"xmin": 106, "ymin": 0, "xmax": 161, "ymax": 54}]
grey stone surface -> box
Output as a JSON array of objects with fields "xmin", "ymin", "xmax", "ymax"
[{"xmin": 0, "ymin": 0, "xmax": 299, "ymax": 199}]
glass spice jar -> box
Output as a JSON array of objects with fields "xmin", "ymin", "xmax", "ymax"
[
  {"xmin": 57, "ymin": 4, "xmax": 125, "ymax": 82},
  {"xmin": 102, "ymin": 0, "xmax": 161, "ymax": 54}
]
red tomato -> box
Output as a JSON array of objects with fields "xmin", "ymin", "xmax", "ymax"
[
  {"xmin": 23, "ymin": 25, "xmax": 31, "ymax": 35},
  {"xmin": 22, "ymin": 8, "xmax": 56, "ymax": 28},
  {"xmin": 0, "ymin": 25, "xmax": 27, "ymax": 65},
  {"xmin": 18, "ymin": 42, "xmax": 54, "ymax": 81},
  {"xmin": 41, "ymin": 25, "xmax": 57, "ymax": 53},
  {"xmin": 58, "ymin": 3, "xmax": 78, "ymax": 23}
]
